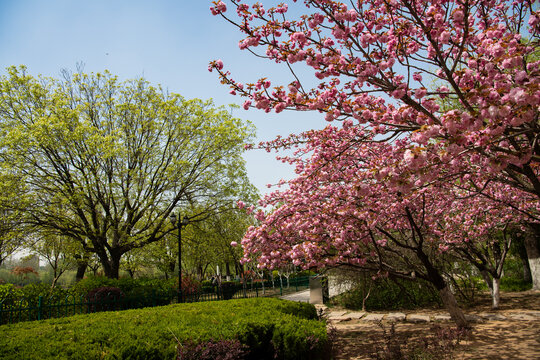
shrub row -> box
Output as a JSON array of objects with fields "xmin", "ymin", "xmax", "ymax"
[
  {"xmin": 332, "ymin": 275, "xmax": 533, "ymax": 311},
  {"xmin": 0, "ymin": 277, "xmax": 180, "ymax": 306},
  {"xmin": 0, "ymin": 298, "xmax": 330, "ymax": 360}
]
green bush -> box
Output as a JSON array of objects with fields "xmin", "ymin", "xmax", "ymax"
[
  {"xmin": 500, "ymin": 277, "xmax": 532, "ymax": 292},
  {"xmin": 176, "ymin": 338, "xmax": 248, "ymax": 360},
  {"xmin": 0, "ymin": 283, "xmax": 71, "ymax": 308},
  {"xmin": 69, "ymin": 276, "xmax": 116, "ymax": 298},
  {"xmin": 290, "ymin": 270, "xmax": 316, "ymax": 278},
  {"xmin": 220, "ymin": 281, "xmax": 240, "ymax": 300},
  {"xmin": 0, "ymin": 298, "xmax": 330, "ymax": 360},
  {"xmin": 332, "ymin": 278, "xmax": 441, "ymax": 311},
  {"xmin": 0, "ymin": 284, "xmax": 24, "ymax": 306},
  {"xmin": 502, "ymin": 258, "xmax": 525, "ymax": 279},
  {"xmin": 201, "ymin": 280, "xmax": 216, "ymax": 294},
  {"xmin": 70, "ymin": 276, "xmax": 177, "ymax": 299}
]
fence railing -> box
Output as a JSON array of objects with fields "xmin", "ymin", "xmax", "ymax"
[{"xmin": 0, "ymin": 276, "xmax": 310, "ymax": 325}]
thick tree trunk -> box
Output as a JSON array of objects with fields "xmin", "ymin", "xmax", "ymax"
[
  {"xmin": 522, "ymin": 255, "xmax": 533, "ymax": 283},
  {"xmin": 525, "ymin": 223, "xmax": 540, "ymax": 290},
  {"xmin": 438, "ymin": 286, "xmax": 469, "ymax": 329},
  {"xmin": 197, "ymin": 265, "xmax": 203, "ymax": 279},
  {"xmin": 416, "ymin": 247, "xmax": 469, "ymax": 328},
  {"xmin": 225, "ymin": 262, "xmax": 231, "ymax": 280},
  {"xmin": 492, "ymin": 277, "xmax": 501, "ymax": 309},
  {"xmin": 74, "ymin": 254, "xmax": 88, "ymax": 282},
  {"xmin": 515, "ymin": 236, "xmax": 533, "ymax": 282},
  {"xmin": 100, "ymin": 251, "xmax": 122, "ymax": 279}
]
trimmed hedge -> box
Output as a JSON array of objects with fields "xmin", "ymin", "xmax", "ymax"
[{"xmin": 0, "ymin": 297, "xmax": 329, "ymax": 360}]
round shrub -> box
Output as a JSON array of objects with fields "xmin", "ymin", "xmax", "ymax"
[
  {"xmin": 86, "ymin": 286, "xmax": 124, "ymax": 312},
  {"xmin": 220, "ymin": 281, "xmax": 240, "ymax": 300},
  {"xmin": 70, "ymin": 276, "xmax": 115, "ymax": 298}
]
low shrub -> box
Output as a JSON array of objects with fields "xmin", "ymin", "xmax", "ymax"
[
  {"xmin": 290, "ymin": 270, "xmax": 316, "ymax": 278},
  {"xmin": 220, "ymin": 281, "xmax": 240, "ymax": 300},
  {"xmin": 71, "ymin": 276, "xmax": 177, "ymax": 301},
  {"xmin": 201, "ymin": 280, "xmax": 216, "ymax": 294},
  {"xmin": 0, "ymin": 298, "xmax": 329, "ymax": 360},
  {"xmin": 332, "ymin": 278, "xmax": 441, "ymax": 311},
  {"xmin": 0, "ymin": 284, "xmax": 23, "ymax": 306},
  {"xmin": 500, "ymin": 277, "xmax": 533, "ymax": 292},
  {"xmin": 177, "ymin": 339, "xmax": 248, "ymax": 360},
  {"xmin": 70, "ymin": 276, "xmax": 116, "ymax": 298},
  {"xmin": 0, "ymin": 283, "xmax": 70, "ymax": 308},
  {"xmin": 86, "ymin": 286, "xmax": 124, "ymax": 312}
]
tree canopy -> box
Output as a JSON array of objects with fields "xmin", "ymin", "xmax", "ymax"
[
  {"xmin": 0, "ymin": 66, "xmax": 256, "ymax": 278},
  {"xmin": 210, "ymin": 0, "xmax": 539, "ymax": 325}
]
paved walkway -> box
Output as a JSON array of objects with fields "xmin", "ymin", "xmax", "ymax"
[
  {"xmin": 280, "ymin": 289, "xmax": 540, "ymax": 323},
  {"xmin": 318, "ymin": 305, "xmax": 540, "ymax": 324},
  {"xmin": 280, "ymin": 289, "xmax": 310, "ymax": 302}
]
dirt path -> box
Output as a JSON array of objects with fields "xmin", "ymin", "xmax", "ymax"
[{"xmin": 326, "ymin": 290, "xmax": 540, "ymax": 359}]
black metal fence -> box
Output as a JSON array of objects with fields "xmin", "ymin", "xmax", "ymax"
[{"xmin": 0, "ymin": 276, "xmax": 310, "ymax": 325}]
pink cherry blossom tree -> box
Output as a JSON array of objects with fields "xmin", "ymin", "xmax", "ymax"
[
  {"xmin": 210, "ymin": 0, "xmax": 540, "ymax": 290},
  {"xmin": 238, "ymin": 125, "xmax": 529, "ymax": 326}
]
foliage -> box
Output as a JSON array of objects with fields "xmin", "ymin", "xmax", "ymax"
[
  {"xmin": 500, "ymin": 277, "xmax": 533, "ymax": 292},
  {"xmin": 176, "ymin": 339, "xmax": 248, "ymax": 360},
  {"xmin": 290, "ymin": 270, "xmax": 316, "ymax": 279},
  {"xmin": 452, "ymin": 276, "xmax": 488, "ymax": 305},
  {"xmin": 0, "ymin": 283, "xmax": 23, "ymax": 305},
  {"xmin": 29, "ymin": 233, "xmax": 77, "ymax": 288},
  {"xmin": 0, "ymin": 66, "xmax": 256, "ymax": 278},
  {"xmin": 0, "ymin": 171, "xmax": 28, "ymax": 267},
  {"xmin": 184, "ymin": 207, "xmax": 257, "ymax": 279},
  {"xmin": 220, "ymin": 280, "xmax": 240, "ymax": 300},
  {"xmin": 211, "ymin": 0, "xmax": 539, "ymax": 320},
  {"xmin": 19, "ymin": 283, "xmax": 69, "ymax": 304},
  {"xmin": 332, "ymin": 278, "xmax": 441, "ymax": 311},
  {"xmin": 10, "ymin": 266, "xmax": 38, "ymax": 282},
  {"xmin": 86, "ymin": 286, "xmax": 124, "ymax": 312},
  {"xmin": 0, "ymin": 298, "xmax": 329, "ymax": 360},
  {"xmin": 502, "ymin": 257, "xmax": 527, "ymax": 279},
  {"xmin": 70, "ymin": 276, "xmax": 177, "ymax": 299},
  {"xmin": 181, "ymin": 275, "xmax": 202, "ymax": 295}
]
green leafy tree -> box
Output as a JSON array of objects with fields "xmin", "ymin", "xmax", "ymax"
[
  {"xmin": 142, "ymin": 234, "xmax": 178, "ymax": 279},
  {"xmin": 0, "ymin": 66, "xmax": 255, "ymax": 278},
  {"xmin": 29, "ymin": 232, "xmax": 77, "ymax": 289},
  {"xmin": 0, "ymin": 171, "xmax": 28, "ymax": 266},
  {"xmin": 183, "ymin": 206, "xmax": 256, "ymax": 280}
]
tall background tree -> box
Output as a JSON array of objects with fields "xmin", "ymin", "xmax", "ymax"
[{"xmin": 0, "ymin": 66, "xmax": 256, "ymax": 278}]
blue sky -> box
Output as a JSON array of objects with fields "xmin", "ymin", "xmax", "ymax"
[{"xmin": 0, "ymin": 0, "xmax": 329, "ymax": 195}]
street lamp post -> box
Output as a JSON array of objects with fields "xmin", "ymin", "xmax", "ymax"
[{"xmin": 170, "ymin": 213, "xmax": 189, "ymax": 303}]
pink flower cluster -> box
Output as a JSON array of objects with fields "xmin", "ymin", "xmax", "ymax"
[{"xmin": 211, "ymin": 1, "xmax": 539, "ymax": 271}]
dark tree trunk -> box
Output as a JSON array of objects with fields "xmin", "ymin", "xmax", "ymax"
[
  {"xmin": 99, "ymin": 250, "xmax": 122, "ymax": 279},
  {"xmin": 74, "ymin": 254, "xmax": 89, "ymax": 282},
  {"xmin": 197, "ymin": 265, "xmax": 203, "ymax": 279},
  {"xmin": 167, "ymin": 260, "xmax": 176, "ymax": 278},
  {"xmin": 416, "ymin": 247, "xmax": 469, "ymax": 328}
]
